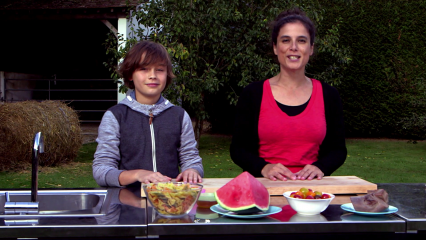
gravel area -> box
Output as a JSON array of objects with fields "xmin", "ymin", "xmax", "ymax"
[{"xmin": 80, "ymin": 123, "xmax": 99, "ymax": 144}]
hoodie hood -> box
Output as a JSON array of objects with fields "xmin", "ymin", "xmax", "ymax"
[{"xmin": 119, "ymin": 90, "xmax": 174, "ymax": 116}]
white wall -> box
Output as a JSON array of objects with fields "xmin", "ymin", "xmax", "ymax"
[
  {"xmin": 117, "ymin": 18, "xmax": 127, "ymax": 103},
  {"xmin": 127, "ymin": 7, "xmax": 149, "ymax": 40},
  {"xmin": 117, "ymin": 7, "xmax": 149, "ymax": 103}
]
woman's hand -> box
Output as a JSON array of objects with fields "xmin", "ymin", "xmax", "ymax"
[
  {"xmin": 119, "ymin": 169, "xmax": 171, "ymax": 186},
  {"xmin": 261, "ymin": 163, "xmax": 297, "ymax": 181},
  {"xmin": 176, "ymin": 169, "xmax": 202, "ymax": 183},
  {"xmin": 295, "ymin": 165, "xmax": 324, "ymax": 180}
]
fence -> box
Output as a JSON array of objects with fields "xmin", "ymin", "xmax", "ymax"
[{"xmin": 2, "ymin": 78, "xmax": 117, "ymax": 123}]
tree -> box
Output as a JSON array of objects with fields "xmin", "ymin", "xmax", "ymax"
[{"xmin": 105, "ymin": 0, "xmax": 351, "ymax": 142}]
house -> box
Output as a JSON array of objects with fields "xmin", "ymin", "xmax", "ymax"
[{"xmin": 0, "ymin": 0, "xmax": 139, "ymax": 122}]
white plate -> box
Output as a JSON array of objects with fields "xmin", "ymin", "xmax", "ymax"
[
  {"xmin": 210, "ymin": 204, "xmax": 282, "ymax": 219},
  {"xmin": 341, "ymin": 203, "xmax": 398, "ymax": 216}
]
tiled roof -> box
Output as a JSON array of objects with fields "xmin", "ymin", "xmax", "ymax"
[{"xmin": 0, "ymin": 0, "xmax": 141, "ymax": 10}]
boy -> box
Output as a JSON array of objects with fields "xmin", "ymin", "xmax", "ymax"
[{"xmin": 93, "ymin": 41, "xmax": 203, "ymax": 187}]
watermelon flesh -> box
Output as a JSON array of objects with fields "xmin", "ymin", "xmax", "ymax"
[{"xmin": 215, "ymin": 172, "xmax": 270, "ymax": 214}]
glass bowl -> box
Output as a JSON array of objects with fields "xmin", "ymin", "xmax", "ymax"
[
  {"xmin": 143, "ymin": 182, "xmax": 203, "ymax": 217},
  {"xmin": 153, "ymin": 213, "xmax": 193, "ymax": 223}
]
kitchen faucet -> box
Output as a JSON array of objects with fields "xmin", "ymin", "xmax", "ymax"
[
  {"xmin": 4, "ymin": 132, "xmax": 43, "ymax": 212},
  {"xmin": 32, "ymin": 132, "xmax": 44, "ymax": 202}
]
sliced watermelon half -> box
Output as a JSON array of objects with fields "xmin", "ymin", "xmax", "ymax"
[{"xmin": 215, "ymin": 171, "xmax": 270, "ymax": 214}]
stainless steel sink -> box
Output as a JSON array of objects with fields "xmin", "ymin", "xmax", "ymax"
[{"xmin": 0, "ymin": 189, "xmax": 110, "ymax": 218}]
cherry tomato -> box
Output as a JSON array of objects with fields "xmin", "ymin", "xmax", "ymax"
[
  {"xmin": 300, "ymin": 188, "xmax": 309, "ymax": 195},
  {"xmin": 291, "ymin": 188, "xmax": 332, "ymax": 200},
  {"xmin": 306, "ymin": 191, "xmax": 316, "ymax": 198},
  {"xmin": 321, "ymin": 194, "xmax": 331, "ymax": 199}
]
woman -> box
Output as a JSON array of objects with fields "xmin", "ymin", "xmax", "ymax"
[{"xmin": 230, "ymin": 8, "xmax": 347, "ymax": 181}]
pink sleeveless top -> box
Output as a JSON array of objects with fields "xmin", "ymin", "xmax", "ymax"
[{"xmin": 258, "ymin": 79, "xmax": 326, "ymax": 173}]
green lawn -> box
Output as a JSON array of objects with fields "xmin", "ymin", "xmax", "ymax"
[
  {"xmin": 0, "ymin": 135, "xmax": 425, "ymax": 189},
  {"xmin": 198, "ymin": 134, "xmax": 242, "ymax": 178},
  {"xmin": 334, "ymin": 139, "xmax": 426, "ymax": 183}
]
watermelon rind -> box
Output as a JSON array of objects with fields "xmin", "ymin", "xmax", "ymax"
[
  {"xmin": 214, "ymin": 172, "xmax": 270, "ymax": 212},
  {"xmin": 216, "ymin": 195, "xmax": 268, "ymax": 213},
  {"xmin": 232, "ymin": 206, "xmax": 264, "ymax": 215}
]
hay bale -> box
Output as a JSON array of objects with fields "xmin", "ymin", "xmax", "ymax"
[{"xmin": 0, "ymin": 101, "xmax": 82, "ymax": 171}]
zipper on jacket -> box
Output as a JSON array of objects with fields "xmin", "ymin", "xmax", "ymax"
[{"xmin": 149, "ymin": 110, "xmax": 157, "ymax": 172}]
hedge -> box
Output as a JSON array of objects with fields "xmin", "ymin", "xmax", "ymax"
[{"xmin": 313, "ymin": 0, "xmax": 426, "ymax": 139}]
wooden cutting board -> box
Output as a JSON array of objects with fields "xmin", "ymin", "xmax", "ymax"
[
  {"xmin": 140, "ymin": 176, "xmax": 376, "ymax": 197},
  {"xmin": 201, "ymin": 176, "xmax": 376, "ymax": 195}
]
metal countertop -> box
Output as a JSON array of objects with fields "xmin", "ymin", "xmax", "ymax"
[{"xmin": 0, "ymin": 182, "xmax": 425, "ymax": 238}]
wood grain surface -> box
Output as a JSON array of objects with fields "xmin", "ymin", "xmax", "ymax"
[
  {"xmin": 141, "ymin": 176, "xmax": 377, "ymax": 197},
  {"xmin": 201, "ymin": 176, "xmax": 377, "ymax": 195},
  {"xmin": 270, "ymin": 194, "xmax": 361, "ymax": 206}
]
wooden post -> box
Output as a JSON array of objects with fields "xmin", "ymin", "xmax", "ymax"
[{"xmin": 0, "ymin": 71, "xmax": 4, "ymax": 102}]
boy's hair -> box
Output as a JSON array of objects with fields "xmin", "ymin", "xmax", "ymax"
[{"xmin": 118, "ymin": 41, "xmax": 175, "ymax": 90}]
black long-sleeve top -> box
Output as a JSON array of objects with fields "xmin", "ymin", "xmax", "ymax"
[{"xmin": 230, "ymin": 79, "xmax": 347, "ymax": 177}]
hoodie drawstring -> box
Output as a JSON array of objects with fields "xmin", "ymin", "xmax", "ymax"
[
  {"xmin": 149, "ymin": 112, "xmax": 154, "ymax": 125},
  {"xmin": 149, "ymin": 110, "xmax": 157, "ymax": 172}
]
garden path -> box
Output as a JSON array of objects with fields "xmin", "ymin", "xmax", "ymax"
[{"xmin": 80, "ymin": 123, "xmax": 99, "ymax": 144}]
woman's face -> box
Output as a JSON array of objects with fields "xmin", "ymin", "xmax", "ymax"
[{"xmin": 273, "ymin": 21, "xmax": 313, "ymax": 72}]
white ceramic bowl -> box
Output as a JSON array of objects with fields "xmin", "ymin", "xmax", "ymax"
[
  {"xmin": 289, "ymin": 213, "xmax": 327, "ymax": 222},
  {"xmin": 283, "ymin": 191, "xmax": 335, "ymax": 215}
]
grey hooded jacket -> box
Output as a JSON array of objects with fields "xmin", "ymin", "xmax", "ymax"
[{"xmin": 92, "ymin": 91, "xmax": 204, "ymax": 187}]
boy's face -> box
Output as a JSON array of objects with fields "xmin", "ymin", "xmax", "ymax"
[{"xmin": 132, "ymin": 63, "xmax": 167, "ymax": 105}]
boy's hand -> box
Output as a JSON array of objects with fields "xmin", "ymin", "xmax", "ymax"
[
  {"xmin": 176, "ymin": 169, "xmax": 202, "ymax": 183},
  {"xmin": 118, "ymin": 169, "xmax": 171, "ymax": 186},
  {"xmin": 136, "ymin": 170, "xmax": 171, "ymax": 184}
]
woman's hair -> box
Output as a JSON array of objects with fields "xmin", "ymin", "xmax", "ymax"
[
  {"xmin": 271, "ymin": 8, "xmax": 316, "ymax": 46},
  {"xmin": 117, "ymin": 41, "xmax": 175, "ymax": 90}
]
